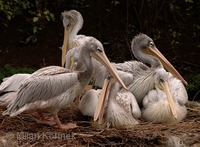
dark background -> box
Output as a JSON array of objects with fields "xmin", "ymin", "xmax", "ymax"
[{"xmin": 0, "ymin": 0, "xmax": 199, "ymax": 99}]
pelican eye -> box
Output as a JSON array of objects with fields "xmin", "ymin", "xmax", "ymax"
[
  {"xmin": 97, "ymin": 47, "xmax": 102, "ymax": 52},
  {"xmin": 149, "ymin": 42, "xmax": 154, "ymax": 47},
  {"xmin": 66, "ymin": 24, "xmax": 70, "ymax": 27}
]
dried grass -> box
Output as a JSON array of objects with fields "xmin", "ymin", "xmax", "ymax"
[{"xmin": 0, "ymin": 99, "xmax": 199, "ymax": 146}]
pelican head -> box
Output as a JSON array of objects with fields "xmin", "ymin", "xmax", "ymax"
[
  {"xmin": 81, "ymin": 37, "xmax": 127, "ymax": 91},
  {"xmin": 154, "ymin": 68, "xmax": 177, "ymax": 119},
  {"xmin": 61, "ymin": 10, "xmax": 83, "ymax": 29},
  {"xmin": 131, "ymin": 33, "xmax": 187, "ymax": 86},
  {"xmin": 61, "ymin": 10, "xmax": 84, "ymax": 67}
]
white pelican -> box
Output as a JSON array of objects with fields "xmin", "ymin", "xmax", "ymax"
[
  {"xmin": 61, "ymin": 9, "xmax": 103, "ymax": 75},
  {"xmin": 142, "ymin": 70, "xmax": 188, "ymax": 124},
  {"xmin": 0, "ymin": 74, "xmax": 55, "ymax": 124},
  {"xmin": 0, "ymin": 74, "xmax": 31, "ymax": 108},
  {"xmin": 92, "ymin": 33, "xmax": 188, "ymax": 124},
  {"xmin": 126, "ymin": 33, "xmax": 187, "ymax": 105},
  {"xmin": 98, "ymin": 77, "xmax": 141, "ymax": 127},
  {"xmin": 94, "ymin": 34, "xmax": 187, "ymax": 105},
  {"xmin": 79, "ymin": 70, "xmax": 136, "ymax": 117},
  {"xmin": 79, "ymin": 82, "xmax": 141, "ymax": 128},
  {"xmin": 124, "ymin": 34, "xmax": 188, "ymax": 123},
  {"xmin": 3, "ymin": 37, "xmax": 127, "ymax": 129},
  {"xmin": 61, "ymin": 9, "xmax": 88, "ymax": 67},
  {"xmin": 78, "ymin": 89, "xmax": 101, "ymax": 117},
  {"xmin": 79, "ymin": 73, "xmax": 141, "ymax": 128},
  {"xmin": 65, "ymin": 47, "xmax": 81, "ymax": 71}
]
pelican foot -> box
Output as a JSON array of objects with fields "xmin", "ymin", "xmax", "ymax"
[
  {"xmin": 56, "ymin": 123, "xmax": 77, "ymax": 130},
  {"xmin": 43, "ymin": 115, "xmax": 54, "ymax": 121}
]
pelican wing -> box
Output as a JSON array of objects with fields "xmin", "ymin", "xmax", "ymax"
[
  {"xmin": 117, "ymin": 70, "xmax": 134, "ymax": 87},
  {"xmin": 0, "ymin": 74, "xmax": 30, "ymax": 93},
  {"xmin": 0, "ymin": 74, "xmax": 30, "ymax": 108},
  {"xmin": 168, "ymin": 74, "xmax": 188, "ymax": 106},
  {"xmin": 79, "ymin": 89, "xmax": 101, "ymax": 117},
  {"xmin": 116, "ymin": 91, "xmax": 141, "ymax": 119},
  {"xmin": 115, "ymin": 61, "xmax": 148, "ymax": 75},
  {"xmin": 5, "ymin": 66, "xmax": 78, "ymax": 114},
  {"xmin": 128, "ymin": 92, "xmax": 141, "ymax": 119},
  {"xmin": 93, "ymin": 65, "xmax": 134, "ymax": 89}
]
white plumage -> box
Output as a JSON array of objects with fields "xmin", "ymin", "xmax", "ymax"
[
  {"xmin": 61, "ymin": 10, "xmax": 92, "ymax": 67},
  {"xmin": 142, "ymin": 72, "xmax": 188, "ymax": 124},
  {"xmin": 93, "ymin": 33, "xmax": 188, "ymax": 124},
  {"xmin": 3, "ymin": 37, "xmax": 127, "ymax": 129},
  {"xmin": 79, "ymin": 77, "xmax": 141, "ymax": 128},
  {"xmin": 0, "ymin": 74, "xmax": 31, "ymax": 108},
  {"xmin": 102, "ymin": 78, "xmax": 141, "ymax": 127},
  {"xmin": 79, "ymin": 89, "xmax": 101, "ymax": 117}
]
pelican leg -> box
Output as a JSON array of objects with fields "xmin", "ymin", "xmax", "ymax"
[
  {"xmin": 53, "ymin": 114, "xmax": 77, "ymax": 130},
  {"xmin": 36, "ymin": 111, "xmax": 56, "ymax": 126}
]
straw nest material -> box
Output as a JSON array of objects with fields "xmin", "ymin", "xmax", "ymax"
[{"xmin": 0, "ymin": 98, "xmax": 199, "ymax": 147}]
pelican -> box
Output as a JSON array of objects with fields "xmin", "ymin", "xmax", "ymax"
[
  {"xmin": 0, "ymin": 74, "xmax": 31, "ymax": 108},
  {"xmin": 124, "ymin": 33, "xmax": 187, "ymax": 105},
  {"xmin": 61, "ymin": 9, "xmax": 103, "ymax": 75},
  {"xmin": 61, "ymin": 9, "xmax": 88, "ymax": 67},
  {"xmin": 102, "ymin": 77, "xmax": 141, "ymax": 127},
  {"xmin": 61, "ymin": 9, "xmax": 110, "ymax": 92},
  {"xmin": 3, "ymin": 37, "xmax": 127, "ymax": 130},
  {"xmin": 78, "ymin": 89, "xmax": 101, "ymax": 117},
  {"xmin": 79, "ymin": 70, "xmax": 136, "ymax": 117},
  {"xmin": 65, "ymin": 47, "xmax": 80, "ymax": 71},
  {"xmin": 94, "ymin": 34, "xmax": 187, "ymax": 105},
  {"xmin": 142, "ymin": 71, "xmax": 188, "ymax": 124},
  {"xmin": 0, "ymin": 74, "xmax": 55, "ymax": 124},
  {"xmin": 118, "ymin": 34, "xmax": 188, "ymax": 122},
  {"xmin": 79, "ymin": 76, "xmax": 141, "ymax": 128},
  {"xmin": 92, "ymin": 33, "xmax": 188, "ymax": 124}
]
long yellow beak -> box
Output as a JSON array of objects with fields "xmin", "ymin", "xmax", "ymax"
[
  {"xmin": 147, "ymin": 47, "xmax": 188, "ymax": 86},
  {"xmin": 61, "ymin": 27, "xmax": 73, "ymax": 67},
  {"xmin": 91, "ymin": 51, "xmax": 128, "ymax": 91},
  {"xmin": 94, "ymin": 78, "xmax": 109, "ymax": 123},
  {"xmin": 159, "ymin": 81, "xmax": 178, "ymax": 119}
]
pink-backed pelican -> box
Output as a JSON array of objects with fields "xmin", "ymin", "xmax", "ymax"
[
  {"xmin": 0, "ymin": 74, "xmax": 31, "ymax": 109},
  {"xmin": 79, "ymin": 76, "xmax": 141, "ymax": 128},
  {"xmin": 61, "ymin": 9, "xmax": 89, "ymax": 67},
  {"xmin": 61, "ymin": 9, "xmax": 102, "ymax": 74},
  {"xmin": 142, "ymin": 70, "xmax": 188, "ymax": 124},
  {"xmin": 3, "ymin": 37, "xmax": 127, "ymax": 129},
  {"xmin": 0, "ymin": 74, "xmax": 56, "ymax": 124},
  {"xmin": 93, "ymin": 33, "xmax": 188, "ymax": 123}
]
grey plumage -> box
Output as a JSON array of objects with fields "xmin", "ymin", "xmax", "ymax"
[
  {"xmin": 3, "ymin": 37, "xmax": 126, "ymax": 129},
  {"xmin": 0, "ymin": 74, "xmax": 31, "ymax": 108}
]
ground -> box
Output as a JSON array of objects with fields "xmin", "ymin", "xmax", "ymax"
[
  {"xmin": 0, "ymin": 99, "xmax": 200, "ymax": 146},
  {"xmin": 0, "ymin": 2, "xmax": 200, "ymax": 146}
]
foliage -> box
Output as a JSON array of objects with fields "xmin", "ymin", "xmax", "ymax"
[
  {"xmin": 121, "ymin": 0, "xmax": 198, "ymax": 41},
  {"xmin": 0, "ymin": 0, "xmax": 55, "ymax": 34},
  {"xmin": 186, "ymin": 74, "xmax": 200, "ymax": 93},
  {"xmin": 0, "ymin": 0, "xmax": 32, "ymax": 21},
  {"xmin": 0, "ymin": 65, "xmax": 35, "ymax": 82}
]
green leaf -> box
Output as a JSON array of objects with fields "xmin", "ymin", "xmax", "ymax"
[
  {"xmin": 46, "ymin": 15, "xmax": 50, "ymax": 21},
  {"xmin": 33, "ymin": 17, "xmax": 39, "ymax": 22},
  {"xmin": 185, "ymin": 0, "xmax": 193, "ymax": 3},
  {"xmin": 7, "ymin": 14, "xmax": 11, "ymax": 20},
  {"xmin": 33, "ymin": 26, "xmax": 38, "ymax": 34}
]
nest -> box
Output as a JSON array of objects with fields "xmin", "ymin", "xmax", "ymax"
[{"xmin": 0, "ymin": 99, "xmax": 199, "ymax": 147}]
